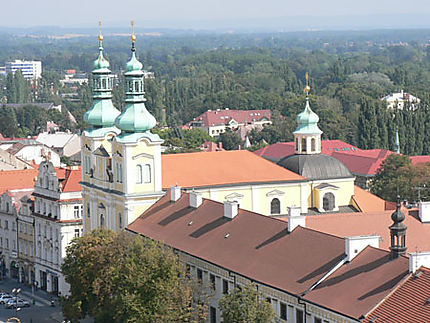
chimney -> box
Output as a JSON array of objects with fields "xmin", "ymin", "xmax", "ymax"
[
  {"xmin": 345, "ymin": 235, "xmax": 380, "ymax": 262},
  {"xmin": 224, "ymin": 200, "xmax": 238, "ymax": 219},
  {"xmin": 418, "ymin": 201, "xmax": 430, "ymax": 223},
  {"xmin": 189, "ymin": 191, "xmax": 202, "ymax": 208},
  {"xmin": 170, "ymin": 186, "xmax": 181, "ymax": 202},
  {"xmin": 287, "ymin": 206, "xmax": 306, "ymax": 232},
  {"xmin": 409, "ymin": 251, "xmax": 430, "ymax": 273}
]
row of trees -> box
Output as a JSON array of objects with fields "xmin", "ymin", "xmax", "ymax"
[{"xmin": 62, "ymin": 229, "xmax": 275, "ymax": 322}]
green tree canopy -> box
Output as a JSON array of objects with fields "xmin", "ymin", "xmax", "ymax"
[
  {"xmin": 219, "ymin": 283, "xmax": 277, "ymax": 323},
  {"xmin": 61, "ymin": 229, "xmax": 208, "ymax": 323}
]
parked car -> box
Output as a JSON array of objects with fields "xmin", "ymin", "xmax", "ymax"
[
  {"xmin": 0, "ymin": 294, "xmax": 13, "ymax": 304},
  {"xmin": 5, "ymin": 298, "xmax": 30, "ymax": 308}
]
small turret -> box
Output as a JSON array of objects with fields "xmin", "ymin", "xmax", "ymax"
[{"xmin": 389, "ymin": 196, "xmax": 407, "ymax": 259}]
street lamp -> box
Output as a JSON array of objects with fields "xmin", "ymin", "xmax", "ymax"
[{"xmin": 11, "ymin": 288, "xmax": 21, "ymax": 318}]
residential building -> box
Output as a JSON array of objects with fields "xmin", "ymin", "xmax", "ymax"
[
  {"xmin": 36, "ymin": 131, "xmax": 81, "ymax": 158},
  {"xmin": 0, "ymin": 139, "xmax": 61, "ymax": 167},
  {"xmin": 5, "ymin": 60, "xmax": 42, "ymax": 80},
  {"xmin": 0, "ymin": 147, "xmax": 34, "ymax": 170},
  {"xmin": 32, "ymin": 161, "xmax": 82, "ymax": 295},
  {"xmin": 184, "ymin": 108, "xmax": 272, "ymax": 138},
  {"xmin": 127, "ymin": 189, "xmax": 430, "ymax": 323},
  {"xmin": 382, "ymin": 90, "xmax": 420, "ymax": 110},
  {"xmin": 17, "ymin": 195, "xmax": 35, "ymax": 284},
  {"xmin": 0, "ymin": 169, "xmax": 38, "ymax": 281}
]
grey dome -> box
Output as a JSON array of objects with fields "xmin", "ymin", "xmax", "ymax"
[{"xmin": 277, "ymin": 154, "xmax": 353, "ymax": 180}]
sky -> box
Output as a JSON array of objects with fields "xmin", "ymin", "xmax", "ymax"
[{"xmin": 3, "ymin": 0, "xmax": 430, "ymax": 30}]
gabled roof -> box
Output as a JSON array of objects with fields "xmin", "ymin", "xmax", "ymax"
[
  {"xmin": 410, "ymin": 155, "xmax": 430, "ymax": 165},
  {"xmin": 161, "ymin": 150, "xmax": 306, "ymax": 189},
  {"xmin": 127, "ymin": 191, "xmax": 346, "ymax": 296},
  {"xmin": 363, "ymin": 267, "xmax": 430, "ymax": 323},
  {"xmin": 304, "ymin": 247, "xmax": 409, "ymax": 320},
  {"xmin": 185, "ymin": 109, "xmax": 271, "ymax": 128},
  {"xmin": 36, "ymin": 132, "xmax": 78, "ymax": 149},
  {"xmin": 352, "ymin": 185, "xmax": 387, "ymax": 212},
  {"xmin": 55, "ymin": 167, "xmax": 82, "ymax": 192}
]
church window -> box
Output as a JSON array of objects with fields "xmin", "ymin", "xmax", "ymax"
[
  {"xmin": 128, "ymin": 81, "xmax": 133, "ymax": 92},
  {"xmin": 134, "ymin": 81, "xmax": 139, "ymax": 92},
  {"xmin": 119, "ymin": 213, "xmax": 122, "ymax": 229},
  {"xmin": 311, "ymin": 138, "xmax": 316, "ymax": 152},
  {"xmin": 136, "ymin": 165, "xmax": 143, "ymax": 184},
  {"xmin": 143, "ymin": 164, "xmax": 151, "ymax": 183},
  {"xmin": 87, "ymin": 203, "xmax": 90, "ymax": 218},
  {"xmin": 100, "ymin": 214, "xmax": 105, "ymax": 227},
  {"xmin": 271, "ymin": 198, "xmax": 281, "ymax": 215},
  {"xmin": 295, "ymin": 138, "xmax": 298, "ymax": 150},
  {"xmin": 102, "ymin": 78, "xmax": 106, "ymax": 89},
  {"xmin": 323, "ymin": 192, "xmax": 335, "ymax": 211},
  {"xmin": 301, "ymin": 138, "xmax": 307, "ymax": 152},
  {"xmin": 116, "ymin": 163, "xmax": 123, "ymax": 183}
]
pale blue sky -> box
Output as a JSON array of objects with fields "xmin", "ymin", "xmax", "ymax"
[{"xmin": 3, "ymin": 0, "xmax": 430, "ymax": 29}]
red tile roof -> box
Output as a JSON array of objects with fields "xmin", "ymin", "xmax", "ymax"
[
  {"xmin": 304, "ymin": 247, "xmax": 409, "ymax": 320},
  {"xmin": 127, "ymin": 191, "xmax": 346, "ymax": 296},
  {"xmin": 161, "ymin": 150, "xmax": 305, "ymax": 189},
  {"xmin": 352, "ymin": 185, "xmax": 387, "ymax": 212},
  {"xmin": 185, "ymin": 109, "xmax": 271, "ymax": 128},
  {"xmin": 284, "ymin": 208, "xmax": 430, "ymax": 252},
  {"xmin": 128, "ymin": 190, "xmax": 414, "ymax": 320},
  {"xmin": 55, "ymin": 167, "xmax": 81, "ymax": 192},
  {"xmin": 410, "ymin": 155, "xmax": 430, "ymax": 165},
  {"xmin": 363, "ymin": 267, "xmax": 430, "ymax": 323},
  {"xmin": 0, "ymin": 169, "xmax": 39, "ymax": 194}
]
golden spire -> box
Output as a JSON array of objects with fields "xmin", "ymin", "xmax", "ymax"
[
  {"xmin": 304, "ymin": 72, "xmax": 311, "ymax": 95},
  {"xmin": 98, "ymin": 20, "xmax": 103, "ymax": 42},
  {"xmin": 131, "ymin": 20, "xmax": 136, "ymax": 43}
]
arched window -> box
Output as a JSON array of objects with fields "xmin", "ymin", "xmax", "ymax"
[
  {"xmin": 311, "ymin": 138, "xmax": 316, "ymax": 152},
  {"xmin": 301, "ymin": 138, "xmax": 307, "ymax": 152},
  {"xmin": 323, "ymin": 193, "xmax": 335, "ymax": 211},
  {"xmin": 136, "ymin": 165, "xmax": 143, "ymax": 184},
  {"xmin": 100, "ymin": 214, "xmax": 105, "ymax": 227},
  {"xmin": 143, "ymin": 164, "xmax": 151, "ymax": 183},
  {"xmin": 271, "ymin": 198, "xmax": 281, "ymax": 215}
]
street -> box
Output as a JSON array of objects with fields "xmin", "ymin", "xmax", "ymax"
[{"xmin": 0, "ymin": 278, "xmax": 63, "ymax": 323}]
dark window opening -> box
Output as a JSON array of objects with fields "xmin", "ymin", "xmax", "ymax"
[
  {"xmin": 323, "ymin": 192, "xmax": 335, "ymax": 211},
  {"xmin": 280, "ymin": 302, "xmax": 287, "ymax": 320},
  {"xmin": 296, "ymin": 309, "xmax": 304, "ymax": 323},
  {"xmin": 222, "ymin": 279, "xmax": 229, "ymax": 294},
  {"xmin": 271, "ymin": 198, "xmax": 281, "ymax": 215}
]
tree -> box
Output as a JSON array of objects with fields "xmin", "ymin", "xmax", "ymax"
[
  {"xmin": 219, "ymin": 283, "xmax": 277, "ymax": 323},
  {"xmin": 218, "ymin": 128, "xmax": 242, "ymax": 150},
  {"xmin": 61, "ymin": 229, "xmax": 208, "ymax": 323}
]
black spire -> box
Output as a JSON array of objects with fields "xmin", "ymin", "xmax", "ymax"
[{"xmin": 389, "ymin": 196, "xmax": 407, "ymax": 259}]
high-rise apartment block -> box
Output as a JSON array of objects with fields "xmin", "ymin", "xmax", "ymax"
[{"xmin": 5, "ymin": 60, "xmax": 42, "ymax": 79}]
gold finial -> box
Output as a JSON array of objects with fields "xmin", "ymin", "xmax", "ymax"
[
  {"xmin": 131, "ymin": 20, "xmax": 136, "ymax": 42},
  {"xmin": 98, "ymin": 20, "xmax": 103, "ymax": 42},
  {"xmin": 304, "ymin": 72, "xmax": 311, "ymax": 94}
]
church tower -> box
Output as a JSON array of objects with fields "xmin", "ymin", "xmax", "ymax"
[
  {"xmin": 81, "ymin": 23, "xmax": 121, "ymax": 233},
  {"xmin": 293, "ymin": 73, "xmax": 323, "ymax": 155},
  {"xmin": 109, "ymin": 22, "xmax": 164, "ymax": 231}
]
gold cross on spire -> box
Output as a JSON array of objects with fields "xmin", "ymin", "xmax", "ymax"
[
  {"xmin": 131, "ymin": 20, "xmax": 136, "ymax": 43},
  {"xmin": 304, "ymin": 72, "xmax": 311, "ymax": 95},
  {"xmin": 98, "ymin": 20, "xmax": 103, "ymax": 42}
]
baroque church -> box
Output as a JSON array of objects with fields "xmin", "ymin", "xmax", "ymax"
[{"xmin": 81, "ymin": 30, "xmax": 379, "ymax": 234}]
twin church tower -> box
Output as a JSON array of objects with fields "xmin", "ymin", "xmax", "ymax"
[{"xmin": 81, "ymin": 24, "xmax": 164, "ymax": 233}]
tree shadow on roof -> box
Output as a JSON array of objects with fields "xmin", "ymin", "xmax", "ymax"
[
  {"xmin": 190, "ymin": 217, "xmax": 230, "ymax": 239},
  {"xmin": 158, "ymin": 206, "xmax": 193, "ymax": 226},
  {"xmin": 255, "ymin": 230, "xmax": 288, "ymax": 250}
]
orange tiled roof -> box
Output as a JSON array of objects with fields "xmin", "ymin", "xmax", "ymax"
[
  {"xmin": 286, "ymin": 208, "xmax": 430, "ymax": 252},
  {"xmin": 0, "ymin": 169, "xmax": 39, "ymax": 194},
  {"xmin": 363, "ymin": 267, "xmax": 430, "ymax": 323},
  {"xmin": 162, "ymin": 150, "xmax": 305, "ymax": 189},
  {"xmin": 55, "ymin": 167, "xmax": 81, "ymax": 192},
  {"xmin": 352, "ymin": 185, "xmax": 386, "ymax": 212}
]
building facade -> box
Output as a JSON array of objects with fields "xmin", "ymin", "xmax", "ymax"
[
  {"xmin": 32, "ymin": 161, "xmax": 82, "ymax": 295},
  {"xmin": 5, "ymin": 60, "xmax": 42, "ymax": 80}
]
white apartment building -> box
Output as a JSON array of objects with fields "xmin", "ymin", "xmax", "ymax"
[
  {"xmin": 5, "ymin": 60, "xmax": 42, "ymax": 80},
  {"xmin": 382, "ymin": 90, "xmax": 420, "ymax": 110},
  {"xmin": 32, "ymin": 161, "xmax": 82, "ymax": 295}
]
